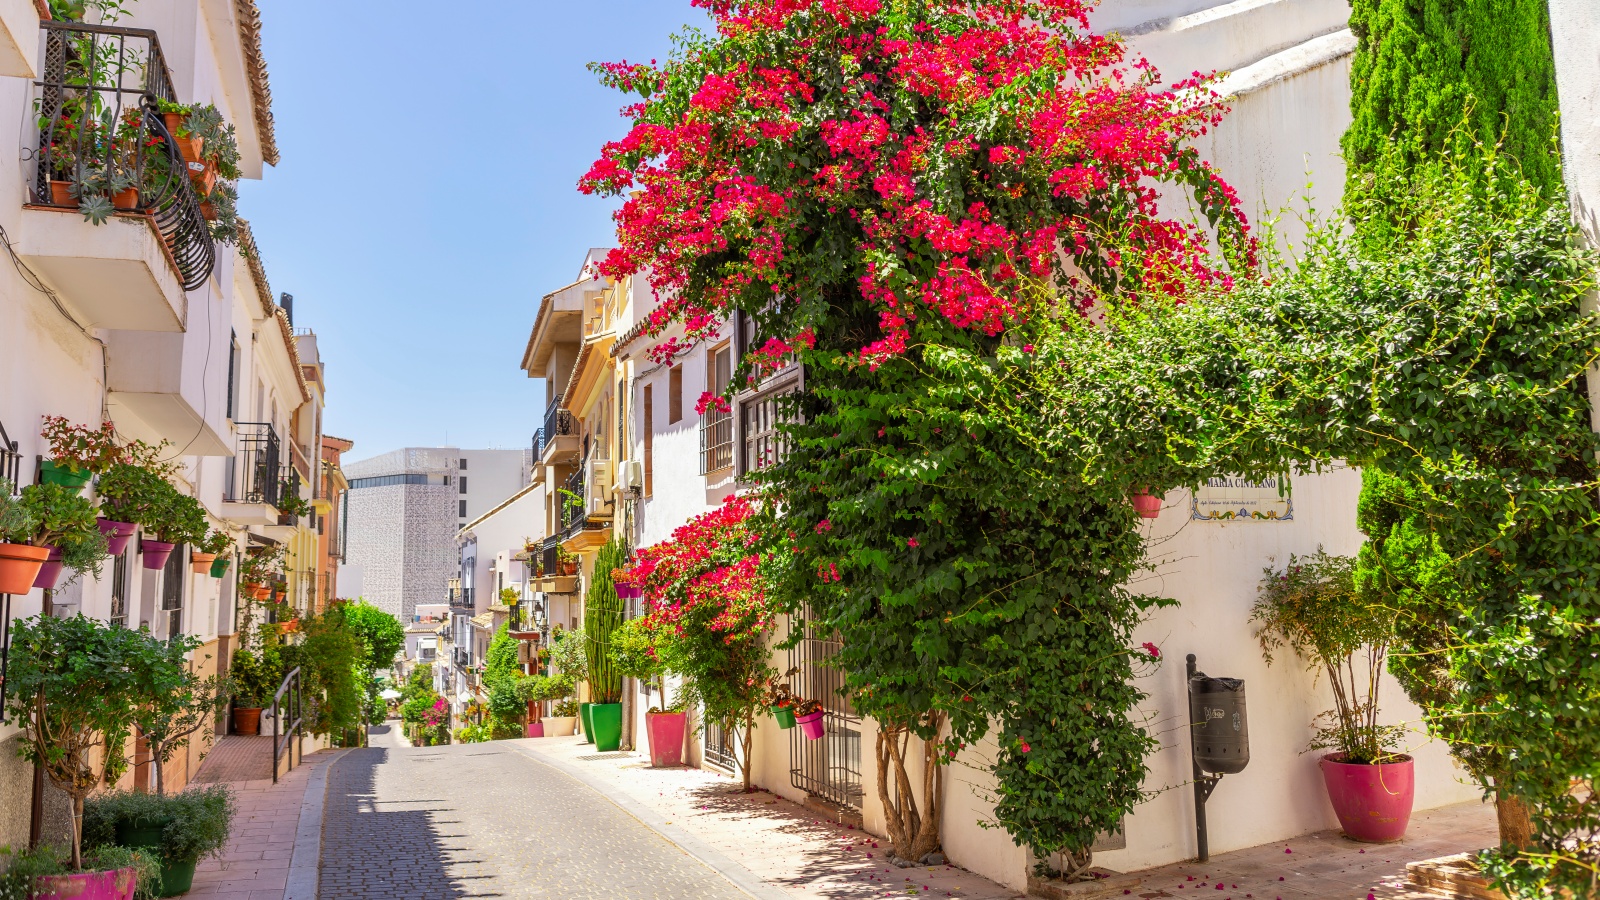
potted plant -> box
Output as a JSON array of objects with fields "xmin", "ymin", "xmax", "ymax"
[
  {"xmin": 0, "ymin": 479, "xmax": 50, "ymax": 593},
  {"xmin": 2, "ymin": 613, "xmax": 172, "ymax": 877},
  {"xmin": 152, "ymin": 99, "xmax": 200, "ymax": 164},
  {"xmin": 17, "ymin": 482, "xmax": 109, "ymax": 591},
  {"xmin": 544, "ymin": 628, "xmax": 586, "ymax": 736},
  {"xmin": 137, "ymin": 485, "xmax": 205, "ymax": 571},
  {"xmin": 238, "ymin": 545, "xmax": 283, "ymax": 598},
  {"xmin": 609, "ymin": 616, "xmax": 686, "ymax": 765},
  {"xmin": 190, "ymin": 528, "xmax": 227, "ymax": 574},
  {"xmin": 82, "ymin": 786, "xmax": 235, "ymax": 897},
  {"xmin": 1252, "ymin": 550, "xmax": 1410, "ymax": 842},
  {"xmin": 5, "ymin": 843, "xmax": 160, "ymax": 900},
  {"xmin": 39, "ymin": 417, "xmax": 124, "ymax": 490},
  {"xmin": 793, "ymin": 698, "xmax": 826, "ymax": 740},
  {"xmin": 91, "ymin": 446, "xmax": 174, "ymax": 556},
  {"xmin": 227, "ymin": 649, "xmax": 275, "ymax": 736},
  {"xmin": 557, "ymin": 546, "xmax": 579, "ymax": 576},
  {"xmin": 1130, "ymin": 486, "xmax": 1163, "ymax": 519},
  {"xmin": 275, "ymin": 482, "xmax": 311, "ymax": 519},
  {"xmin": 766, "ymin": 670, "xmax": 800, "ymax": 729},
  {"xmin": 584, "ymin": 540, "xmax": 627, "ymax": 751}
]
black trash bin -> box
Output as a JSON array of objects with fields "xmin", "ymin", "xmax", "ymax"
[{"xmin": 1188, "ymin": 672, "xmax": 1248, "ymax": 775}]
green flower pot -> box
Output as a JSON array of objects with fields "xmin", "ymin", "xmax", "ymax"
[
  {"xmin": 209, "ymin": 556, "xmax": 231, "ymax": 578},
  {"xmin": 158, "ymin": 857, "xmax": 197, "ymax": 897},
  {"xmin": 580, "ymin": 702, "xmax": 594, "ymax": 744},
  {"xmin": 772, "ymin": 705, "xmax": 797, "ymax": 729},
  {"xmin": 39, "ymin": 460, "xmax": 92, "ymax": 491},
  {"xmin": 589, "ymin": 703, "xmax": 623, "ymax": 752},
  {"xmin": 114, "ymin": 821, "xmax": 164, "ymax": 851}
]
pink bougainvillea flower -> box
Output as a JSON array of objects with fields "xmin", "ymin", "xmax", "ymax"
[
  {"xmin": 1143, "ymin": 641, "xmax": 1161, "ymax": 659},
  {"xmin": 906, "ymin": 537, "xmax": 919, "ymax": 548}
]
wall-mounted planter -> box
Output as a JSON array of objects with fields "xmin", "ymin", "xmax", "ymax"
[
  {"xmin": 39, "ymin": 459, "xmax": 92, "ymax": 490},
  {"xmin": 189, "ymin": 552, "xmax": 217, "ymax": 574},
  {"xmin": 796, "ymin": 710, "xmax": 826, "ymax": 740},
  {"xmin": 1131, "ymin": 488, "xmax": 1163, "ymax": 519},
  {"xmin": 97, "ymin": 518, "xmax": 137, "ymax": 555},
  {"xmin": 1319, "ymin": 753, "xmax": 1414, "ymax": 843},
  {"xmin": 33, "ymin": 546, "xmax": 64, "ymax": 590},
  {"xmin": 772, "ymin": 704, "xmax": 796, "ymax": 729},
  {"xmin": 0, "ymin": 543, "xmax": 50, "ymax": 593},
  {"xmin": 140, "ymin": 539, "xmax": 175, "ymax": 570},
  {"xmin": 209, "ymin": 556, "xmax": 231, "ymax": 578}
]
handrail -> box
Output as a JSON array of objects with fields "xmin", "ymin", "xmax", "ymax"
[{"xmin": 270, "ymin": 666, "xmax": 302, "ymax": 784}]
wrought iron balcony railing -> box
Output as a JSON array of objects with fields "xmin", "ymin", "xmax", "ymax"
[
  {"xmin": 33, "ymin": 21, "xmax": 216, "ymax": 290},
  {"xmin": 225, "ymin": 423, "xmax": 281, "ymax": 506},
  {"xmin": 277, "ymin": 464, "xmax": 302, "ymax": 525},
  {"xmin": 560, "ymin": 465, "xmax": 586, "ymax": 536},
  {"xmin": 541, "ymin": 536, "xmax": 559, "ymax": 580},
  {"xmin": 454, "ymin": 647, "xmax": 470, "ymax": 669},
  {"xmin": 450, "ymin": 587, "xmax": 474, "ymax": 611},
  {"xmin": 531, "ymin": 428, "xmax": 543, "ymax": 463},
  {"xmin": 700, "ymin": 406, "xmax": 734, "ymax": 474},
  {"xmin": 542, "ymin": 400, "xmax": 574, "ymax": 458}
]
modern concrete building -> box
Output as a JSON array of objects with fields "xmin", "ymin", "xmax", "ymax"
[{"xmin": 343, "ymin": 447, "xmax": 530, "ymax": 622}]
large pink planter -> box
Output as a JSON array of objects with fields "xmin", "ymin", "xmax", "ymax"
[
  {"xmin": 526, "ymin": 721, "xmax": 545, "ymax": 738},
  {"xmin": 1319, "ymin": 753, "xmax": 1414, "ymax": 843},
  {"xmin": 33, "ymin": 867, "xmax": 139, "ymax": 900},
  {"xmin": 796, "ymin": 710, "xmax": 826, "ymax": 740},
  {"xmin": 647, "ymin": 711, "xmax": 687, "ymax": 767}
]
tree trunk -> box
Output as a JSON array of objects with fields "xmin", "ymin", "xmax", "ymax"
[
  {"xmin": 70, "ymin": 796, "xmax": 84, "ymax": 870},
  {"xmin": 875, "ymin": 715, "xmax": 944, "ymax": 863},
  {"xmin": 1495, "ymin": 788, "xmax": 1534, "ymax": 850},
  {"xmin": 152, "ymin": 738, "xmax": 166, "ymax": 796},
  {"xmin": 740, "ymin": 711, "xmax": 755, "ymax": 792}
]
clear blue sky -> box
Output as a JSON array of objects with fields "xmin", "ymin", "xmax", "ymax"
[{"xmin": 237, "ymin": 2, "xmax": 707, "ymax": 460}]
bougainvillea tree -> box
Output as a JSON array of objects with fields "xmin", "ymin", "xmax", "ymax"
[
  {"xmin": 584, "ymin": 0, "xmax": 1257, "ymax": 868},
  {"xmin": 627, "ymin": 496, "xmax": 780, "ymax": 791}
]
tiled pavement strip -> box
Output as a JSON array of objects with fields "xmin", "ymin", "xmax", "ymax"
[{"xmin": 170, "ymin": 724, "xmax": 1499, "ymax": 900}]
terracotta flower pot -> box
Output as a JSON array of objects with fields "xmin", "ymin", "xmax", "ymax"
[
  {"xmin": 98, "ymin": 518, "xmax": 137, "ymax": 555},
  {"xmin": 32, "ymin": 866, "xmax": 138, "ymax": 900},
  {"xmin": 647, "ymin": 710, "xmax": 688, "ymax": 767},
  {"xmin": 233, "ymin": 706, "xmax": 262, "ymax": 736},
  {"xmin": 0, "ymin": 543, "xmax": 51, "ymax": 594},
  {"xmin": 33, "ymin": 546, "xmax": 64, "ymax": 590},
  {"xmin": 111, "ymin": 187, "xmax": 139, "ymax": 211},
  {"xmin": 174, "ymin": 134, "xmax": 203, "ymax": 164},
  {"xmin": 190, "ymin": 551, "xmax": 217, "ymax": 574},
  {"xmin": 200, "ymin": 199, "xmax": 218, "ymax": 221},
  {"xmin": 252, "ymin": 586, "xmax": 271, "ymax": 600},
  {"xmin": 1131, "ymin": 488, "xmax": 1163, "ymax": 519},
  {"xmin": 1319, "ymin": 753, "xmax": 1415, "ymax": 843},
  {"xmin": 796, "ymin": 710, "xmax": 826, "ymax": 740},
  {"xmin": 48, "ymin": 179, "xmax": 74, "ymax": 207},
  {"xmin": 141, "ymin": 539, "xmax": 175, "ymax": 570},
  {"xmin": 187, "ymin": 160, "xmax": 217, "ymax": 195}
]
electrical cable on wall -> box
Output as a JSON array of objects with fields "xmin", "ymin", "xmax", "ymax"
[{"xmin": 0, "ymin": 222, "xmax": 111, "ymax": 423}]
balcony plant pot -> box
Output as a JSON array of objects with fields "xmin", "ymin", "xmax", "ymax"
[
  {"xmin": 140, "ymin": 539, "xmax": 175, "ymax": 570},
  {"xmin": 771, "ymin": 704, "xmax": 796, "ymax": 729},
  {"xmin": 189, "ymin": 551, "xmax": 217, "ymax": 574},
  {"xmin": 1319, "ymin": 753, "xmax": 1415, "ymax": 843},
  {"xmin": 98, "ymin": 518, "xmax": 137, "ymax": 555},
  {"xmin": 48, "ymin": 179, "xmax": 74, "ymax": 207},
  {"xmin": 589, "ymin": 702, "xmax": 623, "ymax": 752},
  {"xmin": 646, "ymin": 710, "xmax": 688, "ymax": 767},
  {"xmin": 526, "ymin": 720, "xmax": 545, "ymax": 738},
  {"xmin": 111, "ymin": 187, "xmax": 139, "ymax": 211},
  {"xmin": 0, "ymin": 543, "xmax": 51, "ymax": 594},
  {"xmin": 580, "ymin": 702, "xmax": 595, "ymax": 744},
  {"xmin": 32, "ymin": 867, "xmax": 138, "ymax": 900},
  {"xmin": 39, "ymin": 459, "xmax": 92, "ymax": 490},
  {"xmin": 543, "ymin": 716, "xmax": 577, "ymax": 737},
  {"xmin": 187, "ymin": 160, "xmax": 217, "ymax": 195},
  {"xmin": 560, "ymin": 560, "xmax": 578, "ymax": 576},
  {"xmin": 233, "ymin": 706, "xmax": 262, "ymax": 736},
  {"xmin": 1130, "ymin": 488, "xmax": 1163, "ymax": 519},
  {"xmin": 796, "ymin": 710, "xmax": 826, "ymax": 740},
  {"xmin": 159, "ymin": 113, "xmax": 201, "ymax": 160},
  {"xmin": 33, "ymin": 546, "xmax": 65, "ymax": 590},
  {"xmin": 209, "ymin": 556, "xmax": 231, "ymax": 578},
  {"xmin": 200, "ymin": 199, "xmax": 217, "ymax": 221}
]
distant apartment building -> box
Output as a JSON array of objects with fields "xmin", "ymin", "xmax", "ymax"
[{"xmin": 343, "ymin": 447, "xmax": 529, "ymax": 622}]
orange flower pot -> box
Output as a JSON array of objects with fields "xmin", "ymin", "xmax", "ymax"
[
  {"xmin": 190, "ymin": 552, "xmax": 217, "ymax": 574},
  {"xmin": 111, "ymin": 187, "xmax": 139, "ymax": 211},
  {"xmin": 48, "ymin": 179, "xmax": 74, "ymax": 207},
  {"xmin": 0, "ymin": 543, "xmax": 51, "ymax": 594}
]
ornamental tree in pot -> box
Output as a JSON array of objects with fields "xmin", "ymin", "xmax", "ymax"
[
  {"xmin": 137, "ymin": 485, "xmax": 205, "ymax": 571},
  {"xmin": 18, "ymin": 482, "xmax": 109, "ymax": 591},
  {"xmin": 609, "ymin": 616, "xmax": 684, "ymax": 766},
  {"xmin": 226, "ymin": 649, "xmax": 275, "ymax": 735},
  {"xmin": 1253, "ymin": 550, "xmax": 1411, "ymax": 842},
  {"xmin": 137, "ymin": 635, "xmax": 232, "ymax": 796},
  {"xmin": 0, "ymin": 478, "xmax": 49, "ymax": 593},
  {"xmin": 583, "ymin": 539, "xmax": 628, "ymax": 751}
]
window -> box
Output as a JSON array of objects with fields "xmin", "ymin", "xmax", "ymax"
[
  {"xmin": 699, "ymin": 344, "xmax": 734, "ymax": 474},
  {"xmin": 459, "ymin": 458, "xmax": 467, "ymax": 469},
  {"xmin": 349, "ymin": 474, "xmax": 431, "ymax": 490},
  {"xmin": 459, "ymin": 476, "xmax": 468, "ymax": 495},
  {"xmin": 225, "ymin": 332, "xmax": 239, "ymax": 420},
  {"xmin": 740, "ymin": 387, "xmax": 800, "ymax": 475},
  {"xmin": 161, "ymin": 545, "xmax": 185, "ymax": 639},
  {"xmin": 109, "ymin": 552, "xmax": 128, "ymax": 628},
  {"xmin": 643, "ymin": 384, "xmax": 654, "ymax": 497},
  {"xmin": 459, "ymin": 500, "xmax": 467, "ymax": 518},
  {"xmin": 669, "ymin": 367, "xmax": 683, "ymax": 423}
]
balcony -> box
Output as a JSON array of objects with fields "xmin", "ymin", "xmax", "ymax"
[
  {"xmin": 453, "ymin": 647, "xmax": 470, "ymax": 670},
  {"xmin": 19, "ymin": 22, "xmax": 216, "ymax": 333},
  {"xmin": 222, "ymin": 423, "xmax": 281, "ymax": 525},
  {"xmin": 559, "ymin": 460, "xmax": 610, "ymax": 553},
  {"xmin": 542, "ymin": 400, "xmax": 578, "ymax": 463},
  {"xmin": 450, "ymin": 586, "xmax": 474, "ymax": 612}
]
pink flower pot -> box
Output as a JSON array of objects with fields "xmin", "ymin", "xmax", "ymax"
[
  {"xmin": 98, "ymin": 518, "xmax": 137, "ymax": 555},
  {"xmin": 33, "ymin": 546, "xmax": 64, "ymax": 589},
  {"xmin": 1319, "ymin": 753, "xmax": 1415, "ymax": 843},
  {"xmin": 140, "ymin": 539, "xmax": 175, "ymax": 570},
  {"xmin": 33, "ymin": 867, "xmax": 138, "ymax": 900},
  {"xmin": 526, "ymin": 721, "xmax": 545, "ymax": 738},
  {"xmin": 796, "ymin": 710, "xmax": 826, "ymax": 740},
  {"xmin": 1131, "ymin": 488, "xmax": 1163, "ymax": 519},
  {"xmin": 647, "ymin": 711, "xmax": 688, "ymax": 767}
]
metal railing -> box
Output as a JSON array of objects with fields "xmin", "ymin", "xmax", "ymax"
[
  {"xmin": 277, "ymin": 463, "xmax": 301, "ymax": 524},
  {"xmin": 225, "ymin": 423, "xmax": 281, "ymax": 506},
  {"xmin": 33, "ymin": 21, "xmax": 215, "ymax": 290},
  {"xmin": 0, "ymin": 419, "xmax": 19, "ymax": 724},
  {"xmin": 789, "ymin": 614, "xmax": 863, "ymax": 809},
  {"xmin": 704, "ymin": 714, "xmax": 738, "ymax": 771},
  {"xmin": 560, "ymin": 465, "xmax": 586, "ymax": 535},
  {"xmin": 450, "ymin": 586, "xmax": 473, "ymax": 610},
  {"xmin": 531, "ymin": 428, "xmax": 543, "ymax": 463},
  {"xmin": 454, "ymin": 646, "xmax": 470, "ymax": 669},
  {"xmin": 270, "ymin": 666, "xmax": 303, "ymax": 784},
  {"xmin": 542, "ymin": 400, "xmax": 574, "ymax": 458},
  {"xmin": 542, "ymin": 536, "xmax": 560, "ymax": 581},
  {"xmin": 700, "ymin": 407, "xmax": 734, "ymax": 474}
]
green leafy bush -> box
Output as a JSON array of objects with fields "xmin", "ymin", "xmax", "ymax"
[{"xmin": 83, "ymin": 786, "xmax": 236, "ymax": 864}]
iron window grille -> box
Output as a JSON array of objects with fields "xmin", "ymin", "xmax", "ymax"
[
  {"xmin": 33, "ymin": 21, "xmax": 215, "ymax": 290},
  {"xmin": 225, "ymin": 423, "xmax": 281, "ymax": 506},
  {"xmin": 699, "ymin": 407, "xmax": 734, "ymax": 475},
  {"xmin": 109, "ymin": 552, "xmax": 129, "ymax": 628},
  {"xmin": 738, "ymin": 383, "xmax": 801, "ymax": 478},
  {"xmin": 160, "ymin": 544, "xmax": 185, "ymax": 640},
  {"xmin": 703, "ymin": 714, "xmax": 739, "ymax": 772},
  {"xmin": 789, "ymin": 614, "xmax": 864, "ymax": 810}
]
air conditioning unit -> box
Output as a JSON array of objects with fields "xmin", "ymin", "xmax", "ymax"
[
  {"xmin": 617, "ymin": 460, "xmax": 644, "ymax": 492},
  {"xmin": 585, "ymin": 457, "xmax": 614, "ymax": 515}
]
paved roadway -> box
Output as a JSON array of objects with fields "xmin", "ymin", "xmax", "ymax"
[{"xmin": 317, "ymin": 723, "xmax": 752, "ymax": 900}]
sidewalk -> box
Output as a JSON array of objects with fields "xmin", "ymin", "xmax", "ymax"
[{"xmin": 183, "ymin": 737, "xmax": 343, "ymax": 900}]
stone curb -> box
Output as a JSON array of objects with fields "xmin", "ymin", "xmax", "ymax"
[
  {"xmin": 284, "ymin": 750, "xmax": 349, "ymax": 900},
  {"xmin": 509, "ymin": 740, "xmax": 794, "ymax": 900}
]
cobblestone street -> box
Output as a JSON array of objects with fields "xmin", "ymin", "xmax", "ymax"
[{"xmin": 316, "ymin": 724, "xmax": 752, "ymax": 899}]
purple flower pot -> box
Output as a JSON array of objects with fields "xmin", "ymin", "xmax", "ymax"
[
  {"xmin": 526, "ymin": 721, "xmax": 545, "ymax": 738},
  {"xmin": 796, "ymin": 710, "xmax": 826, "ymax": 740},
  {"xmin": 33, "ymin": 546, "xmax": 64, "ymax": 590},
  {"xmin": 98, "ymin": 518, "xmax": 137, "ymax": 555},
  {"xmin": 141, "ymin": 539, "xmax": 175, "ymax": 570},
  {"xmin": 1319, "ymin": 753, "xmax": 1415, "ymax": 843},
  {"xmin": 33, "ymin": 867, "xmax": 138, "ymax": 900}
]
